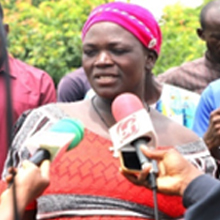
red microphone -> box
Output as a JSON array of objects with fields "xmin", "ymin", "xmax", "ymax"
[
  {"xmin": 112, "ymin": 93, "xmax": 143, "ymax": 121},
  {"xmin": 109, "ymin": 93, "xmax": 158, "ymax": 183}
]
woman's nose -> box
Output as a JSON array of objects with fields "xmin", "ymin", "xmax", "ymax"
[{"xmin": 94, "ymin": 51, "xmax": 113, "ymax": 66}]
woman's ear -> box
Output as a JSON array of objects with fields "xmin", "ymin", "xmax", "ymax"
[{"xmin": 145, "ymin": 49, "xmax": 157, "ymax": 72}]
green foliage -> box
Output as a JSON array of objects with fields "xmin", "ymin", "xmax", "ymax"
[
  {"xmin": 1, "ymin": 0, "xmax": 212, "ymax": 84},
  {"xmin": 154, "ymin": 2, "xmax": 207, "ymax": 75},
  {"xmin": 1, "ymin": 0, "xmax": 111, "ymax": 85}
]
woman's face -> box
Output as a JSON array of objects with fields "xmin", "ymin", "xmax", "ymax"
[{"xmin": 82, "ymin": 22, "xmax": 148, "ymax": 100}]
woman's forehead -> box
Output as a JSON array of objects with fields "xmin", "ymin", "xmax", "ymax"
[{"xmin": 83, "ymin": 22, "xmax": 140, "ymax": 45}]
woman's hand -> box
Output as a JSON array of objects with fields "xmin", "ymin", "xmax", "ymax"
[{"xmin": 121, "ymin": 148, "xmax": 203, "ymax": 196}]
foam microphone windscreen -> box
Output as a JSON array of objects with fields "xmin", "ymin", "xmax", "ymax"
[
  {"xmin": 27, "ymin": 118, "xmax": 84, "ymax": 164},
  {"xmin": 112, "ymin": 93, "xmax": 144, "ymax": 121}
]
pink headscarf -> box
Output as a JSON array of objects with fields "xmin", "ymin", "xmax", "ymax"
[{"xmin": 82, "ymin": 2, "xmax": 162, "ymax": 55}]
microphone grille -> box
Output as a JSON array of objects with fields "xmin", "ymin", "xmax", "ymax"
[{"xmin": 112, "ymin": 93, "xmax": 144, "ymax": 121}]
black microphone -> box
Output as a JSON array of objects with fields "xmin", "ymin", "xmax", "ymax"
[{"xmin": 29, "ymin": 149, "xmax": 51, "ymax": 166}]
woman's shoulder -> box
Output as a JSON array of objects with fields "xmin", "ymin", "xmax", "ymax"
[
  {"xmin": 57, "ymin": 99, "xmax": 89, "ymax": 108},
  {"xmin": 58, "ymin": 100, "xmax": 110, "ymax": 139},
  {"xmin": 151, "ymin": 109, "xmax": 199, "ymax": 146},
  {"xmin": 57, "ymin": 99, "xmax": 92, "ymax": 121}
]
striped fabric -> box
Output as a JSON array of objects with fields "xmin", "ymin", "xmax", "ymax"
[
  {"xmin": 157, "ymin": 56, "xmax": 220, "ymax": 94},
  {"xmin": 37, "ymin": 194, "xmax": 179, "ymax": 220}
]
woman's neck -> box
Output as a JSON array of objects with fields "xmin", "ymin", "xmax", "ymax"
[
  {"xmin": 92, "ymin": 91, "xmax": 148, "ymax": 128},
  {"xmin": 94, "ymin": 96, "xmax": 113, "ymax": 113},
  {"xmin": 91, "ymin": 95, "xmax": 116, "ymax": 128},
  {"xmin": 144, "ymin": 73, "xmax": 163, "ymax": 105}
]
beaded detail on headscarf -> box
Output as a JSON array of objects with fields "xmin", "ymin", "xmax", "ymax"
[{"xmin": 82, "ymin": 2, "xmax": 162, "ymax": 55}]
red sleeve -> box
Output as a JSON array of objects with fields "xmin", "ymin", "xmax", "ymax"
[{"xmin": 39, "ymin": 72, "xmax": 57, "ymax": 104}]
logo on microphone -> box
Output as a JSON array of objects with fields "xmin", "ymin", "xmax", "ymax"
[{"xmin": 116, "ymin": 115, "xmax": 139, "ymax": 143}]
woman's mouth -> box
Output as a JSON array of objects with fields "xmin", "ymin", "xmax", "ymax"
[{"xmin": 95, "ymin": 74, "xmax": 118, "ymax": 85}]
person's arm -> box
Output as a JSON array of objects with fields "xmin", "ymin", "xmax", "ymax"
[
  {"xmin": 183, "ymin": 174, "xmax": 220, "ymax": 220},
  {"xmin": 121, "ymin": 148, "xmax": 203, "ymax": 196},
  {"xmin": 121, "ymin": 147, "xmax": 220, "ymax": 220},
  {"xmin": 192, "ymin": 85, "xmax": 220, "ymax": 159},
  {"xmin": 0, "ymin": 160, "xmax": 50, "ymax": 220},
  {"xmin": 39, "ymin": 73, "xmax": 56, "ymax": 104}
]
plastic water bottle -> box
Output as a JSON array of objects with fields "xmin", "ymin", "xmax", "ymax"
[{"xmin": 183, "ymin": 96, "xmax": 196, "ymax": 129}]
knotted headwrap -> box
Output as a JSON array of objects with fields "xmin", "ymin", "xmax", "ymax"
[{"xmin": 82, "ymin": 2, "xmax": 162, "ymax": 55}]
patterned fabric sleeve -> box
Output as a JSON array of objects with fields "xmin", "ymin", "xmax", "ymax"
[
  {"xmin": 175, "ymin": 139, "xmax": 217, "ymax": 176},
  {"xmin": 1, "ymin": 103, "xmax": 67, "ymax": 180}
]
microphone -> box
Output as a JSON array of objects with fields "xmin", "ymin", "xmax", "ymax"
[
  {"xmin": 27, "ymin": 118, "xmax": 84, "ymax": 166},
  {"xmin": 109, "ymin": 93, "xmax": 158, "ymax": 186}
]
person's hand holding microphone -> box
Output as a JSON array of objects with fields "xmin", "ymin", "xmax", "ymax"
[
  {"xmin": 122, "ymin": 147, "xmax": 203, "ymax": 196},
  {"xmin": 0, "ymin": 159, "xmax": 50, "ymax": 220}
]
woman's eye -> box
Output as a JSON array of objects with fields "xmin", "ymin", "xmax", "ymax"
[
  {"xmin": 112, "ymin": 48, "xmax": 128, "ymax": 55},
  {"xmin": 83, "ymin": 49, "xmax": 97, "ymax": 57}
]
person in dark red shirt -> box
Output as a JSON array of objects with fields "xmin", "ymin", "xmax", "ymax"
[{"xmin": 0, "ymin": 3, "xmax": 56, "ymax": 174}]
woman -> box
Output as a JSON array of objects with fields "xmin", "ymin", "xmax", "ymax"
[{"xmin": 1, "ymin": 2, "xmax": 216, "ymax": 220}]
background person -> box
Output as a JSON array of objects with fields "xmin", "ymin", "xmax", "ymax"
[
  {"xmin": 157, "ymin": 0, "xmax": 220, "ymax": 95},
  {"xmin": 0, "ymin": 2, "xmax": 216, "ymax": 220},
  {"xmin": 0, "ymin": 3, "xmax": 56, "ymax": 174},
  {"xmin": 192, "ymin": 78, "xmax": 220, "ymax": 160},
  {"xmin": 57, "ymin": 67, "xmax": 91, "ymax": 102}
]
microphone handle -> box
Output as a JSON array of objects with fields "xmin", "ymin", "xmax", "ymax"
[
  {"xmin": 132, "ymin": 138, "xmax": 151, "ymax": 166},
  {"xmin": 132, "ymin": 138, "xmax": 158, "ymax": 188},
  {"xmin": 29, "ymin": 149, "xmax": 51, "ymax": 166}
]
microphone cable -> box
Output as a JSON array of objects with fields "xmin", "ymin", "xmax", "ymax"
[
  {"xmin": 0, "ymin": 17, "xmax": 19, "ymax": 220},
  {"xmin": 148, "ymin": 160, "xmax": 159, "ymax": 220},
  {"xmin": 133, "ymin": 139, "xmax": 159, "ymax": 220}
]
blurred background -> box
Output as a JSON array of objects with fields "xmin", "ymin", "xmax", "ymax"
[{"xmin": 1, "ymin": 0, "xmax": 211, "ymax": 86}]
